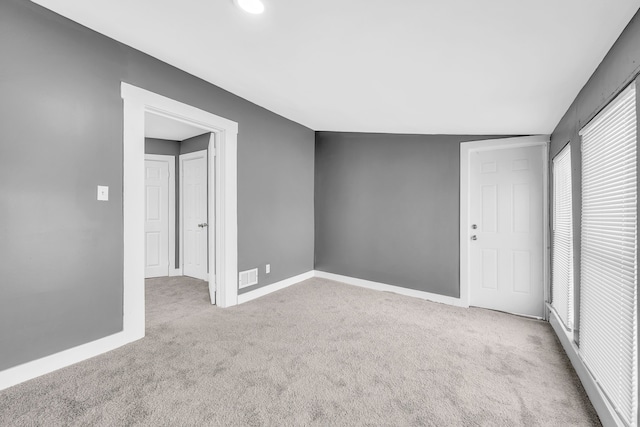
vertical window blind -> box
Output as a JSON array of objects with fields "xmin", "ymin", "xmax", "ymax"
[
  {"xmin": 580, "ymin": 82, "xmax": 638, "ymax": 427},
  {"xmin": 552, "ymin": 145, "xmax": 573, "ymax": 330}
]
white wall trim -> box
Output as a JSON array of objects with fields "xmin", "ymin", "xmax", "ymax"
[
  {"xmin": 459, "ymin": 135, "xmax": 550, "ymax": 317},
  {"xmin": 144, "ymin": 154, "xmax": 176, "ymax": 276},
  {"xmin": 237, "ymin": 271, "xmax": 315, "ymax": 304},
  {"xmin": 236, "ymin": 270, "xmax": 470, "ymax": 308},
  {"xmin": 314, "ymin": 271, "xmax": 469, "ymax": 307},
  {"xmin": 169, "ymin": 268, "xmax": 183, "ymax": 277},
  {"xmin": 549, "ymin": 309, "xmax": 625, "ymax": 427},
  {"xmin": 122, "ymin": 83, "xmax": 239, "ymax": 339},
  {"xmin": 208, "ymin": 133, "xmax": 217, "ymax": 303},
  {"xmin": 0, "ymin": 332, "xmax": 129, "ymax": 391}
]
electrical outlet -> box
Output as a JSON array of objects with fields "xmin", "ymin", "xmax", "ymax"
[{"xmin": 266, "ymin": 264, "xmax": 271, "ymax": 274}]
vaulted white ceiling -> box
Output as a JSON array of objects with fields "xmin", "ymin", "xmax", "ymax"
[{"xmin": 32, "ymin": 0, "xmax": 640, "ymax": 134}]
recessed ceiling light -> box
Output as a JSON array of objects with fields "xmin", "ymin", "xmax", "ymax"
[{"xmin": 234, "ymin": 0, "xmax": 265, "ymax": 14}]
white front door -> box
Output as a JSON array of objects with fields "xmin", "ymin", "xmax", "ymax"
[
  {"xmin": 181, "ymin": 150, "xmax": 208, "ymax": 281},
  {"xmin": 468, "ymin": 144, "xmax": 545, "ymax": 317},
  {"xmin": 145, "ymin": 159, "xmax": 169, "ymax": 278}
]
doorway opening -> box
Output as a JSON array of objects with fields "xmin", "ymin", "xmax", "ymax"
[
  {"xmin": 122, "ymin": 83, "xmax": 238, "ymax": 343},
  {"xmin": 144, "ymin": 112, "xmax": 215, "ymax": 325}
]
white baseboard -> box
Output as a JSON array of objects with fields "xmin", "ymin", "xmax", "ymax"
[
  {"xmin": 237, "ymin": 270, "xmax": 315, "ymax": 304},
  {"xmin": 549, "ymin": 310, "xmax": 624, "ymax": 427},
  {"xmin": 1, "ymin": 269, "xmax": 315, "ymax": 391},
  {"xmin": 314, "ymin": 271, "xmax": 469, "ymax": 308},
  {"xmin": 0, "ymin": 269, "xmax": 548, "ymax": 394},
  {"xmin": 169, "ymin": 268, "xmax": 182, "ymax": 277},
  {"xmin": 0, "ymin": 330, "xmax": 141, "ymax": 392}
]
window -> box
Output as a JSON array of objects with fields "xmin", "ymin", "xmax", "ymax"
[
  {"xmin": 552, "ymin": 144, "xmax": 573, "ymax": 330},
  {"xmin": 580, "ymin": 82, "xmax": 638, "ymax": 426}
]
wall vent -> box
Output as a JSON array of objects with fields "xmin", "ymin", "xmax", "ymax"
[{"xmin": 239, "ymin": 268, "xmax": 258, "ymax": 289}]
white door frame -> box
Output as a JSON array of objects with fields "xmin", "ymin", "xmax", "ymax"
[
  {"xmin": 179, "ymin": 150, "xmax": 209, "ymax": 281},
  {"xmin": 459, "ymin": 135, "xmax": 550, "ymax": 318},
  {"xmin": 122, "ymin": 83, "xmax": 238, "ymax": 343},
  {"xmin": 144, "ymin": 154, "xmax": 177, "ymax": 276},
  {"xmin": 207, "ymin": 133, "xmax": 216, "ymax": 304}
]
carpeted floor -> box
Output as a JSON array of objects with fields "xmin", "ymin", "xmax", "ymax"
[
  {"xmin": 0, "ymin": 277, "xmax": 599, "ymax": 426},
  {"xmin": 145, "ymin": 276, "xmax": 211, "ymax": 328}
]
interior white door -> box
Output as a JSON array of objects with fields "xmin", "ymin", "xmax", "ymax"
[
  {"xmin": 145, "ymin": 159, "xmax": 170, "ymax": 278},
  {"xmin": 469, "ymin": 144, "xmax": 545, "ymax": 317},
  {"xmin": 181, "ymin": 150, "xmax": 208, "ymax": 281}
]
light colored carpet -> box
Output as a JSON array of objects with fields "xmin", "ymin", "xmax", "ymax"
[
  {"xmin": 0, "ymin": 277, "xmax": 599, "ymax": 426},
  {"xmin": 145, "ymin": 276, "xmax": 211, "ymax": 328}
]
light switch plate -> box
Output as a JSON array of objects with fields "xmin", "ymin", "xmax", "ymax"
[
  {"xmin": 266, "ymin": 264, "xmax": 271, "ymax": 274},
  {"xmin": 97, "ymin": 185, "xmax": 109, "ymax": 201}
]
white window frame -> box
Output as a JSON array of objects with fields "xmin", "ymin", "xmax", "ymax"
[{"xmin": 551, "ymin": 143, "xmax": 574, "ymax": 331}]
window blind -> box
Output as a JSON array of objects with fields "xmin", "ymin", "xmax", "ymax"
[
  {"xmin": 580, "ymin": 83, "xmax": 638, "ymax": 427},
  {"xmin": 552, "ymin": 145, "xmax": 573, "ymax": 330}
]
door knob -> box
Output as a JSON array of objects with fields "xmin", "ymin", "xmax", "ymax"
[
  {"xmin": 471, "ymin": 224, "xmax": 477, "ymax": 229},
  {"xmin": 471, "ymin": 235, "xmax": 477, "ymax": 240}
]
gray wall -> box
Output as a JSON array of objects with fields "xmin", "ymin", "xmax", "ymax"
[
  {"xmin": 145, "ymin": 138, "xmax": 181, "ymax": 157},
  {"xmin": 181, "ymin": 133, "xmax": 210, "ymax": 154},
  {"xmin": 549, "ymin": 8, "xmax": 640, "ymax": 357},
  {"xmin": 0, "ymin": 0, "xmax": 315, "ymax": 370},
  {"xmin": 315, "ymin": 132, "xmax": 509, "ymax": 297},
  {"xmin": 145, "ymin": 137, "xmax": 181, "ymax": 266}
]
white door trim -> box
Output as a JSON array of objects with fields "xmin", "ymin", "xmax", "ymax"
[
  {"xmin": 459, "ymin": 135, "xmax": 550, "ymax": 317},
  {"xmin": 179, "ymin": 150, "xmax": 209, "ymax": 281},
  {"xmin": 144, "ymin": 154, "xmax": 176, "ymax": 275},
  {"xmin": 207, "ymin": 133, "xmax": 216, "ymax": 304},
  {"xmin": 122, "ymin": 82, "xmax": 238, "ymax": 343}
]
